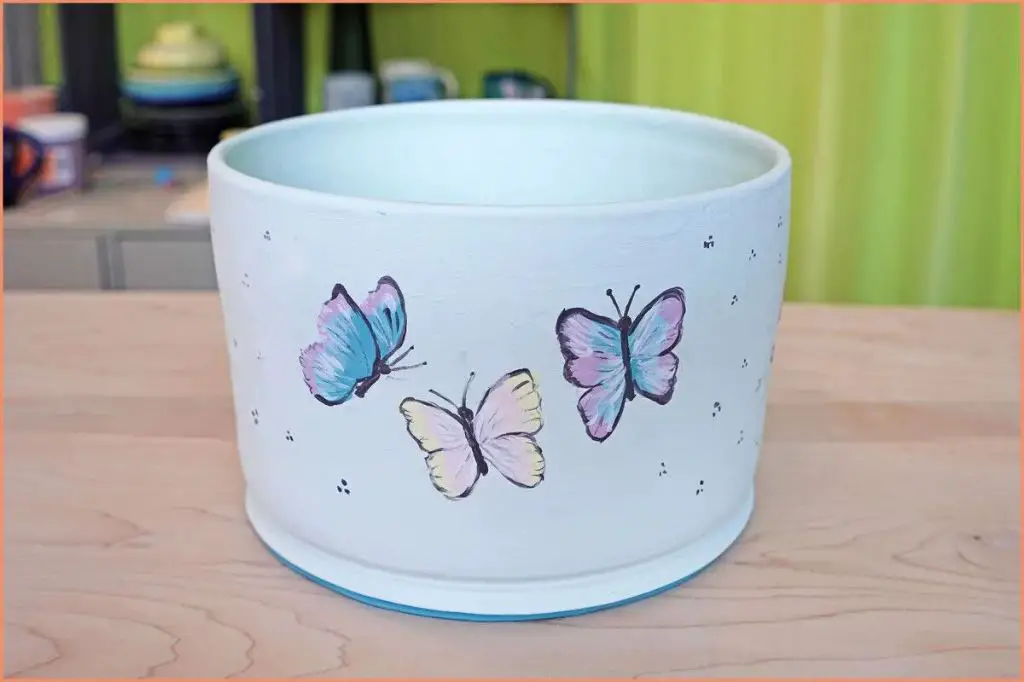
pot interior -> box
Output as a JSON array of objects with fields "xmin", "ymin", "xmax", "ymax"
[{"xmin": 219, "ymin": 101, "xmax": 786, "ymax": 208}]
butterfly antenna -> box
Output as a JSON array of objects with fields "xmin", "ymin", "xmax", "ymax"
[
  {"xmin": 389, "ymin": 346, "xmax": 415, "ymax": 366},
  {"xmin": 461, "ymin": 372, "xmax": 476, "ymax": 408},
  {"xmin": 606, "ymin": 288, "xmax": 623, "ymax": 317},
  {"xmin": 429, "ymin": 389, "xmax": 459, "ymax": 410},
  {"xmin": 390, "ymin": 361, "xmax": 427, "ymax": 372},
  {"xmin": 622, "ymin": 284, "xmax": 641, "ymax": 317}
]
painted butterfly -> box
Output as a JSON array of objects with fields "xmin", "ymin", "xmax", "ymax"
[
  {"xmin": 300, "ymin": 276, "xmax": 425, "ymax": 406},
  {"xmin": 399, "ymin": 369, "xmax": 545, "ymax": 500},
  {"xmin": 555, "ymin": 285, "xmax": 686, "ymax": 442}
]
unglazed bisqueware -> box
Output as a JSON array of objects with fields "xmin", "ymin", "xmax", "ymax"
[{"xmin": 207, "ymin": 99, "xmax": 791, "ymax": 620}]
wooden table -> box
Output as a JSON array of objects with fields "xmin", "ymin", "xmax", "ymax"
[{"xmin": 5, "ymin": 294, "xmax": 1019, "ymax": 677}]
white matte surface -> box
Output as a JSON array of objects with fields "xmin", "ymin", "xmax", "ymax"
[{"xmin": 208, "ymin": 100, "xmax": 791, "ymax": 614}]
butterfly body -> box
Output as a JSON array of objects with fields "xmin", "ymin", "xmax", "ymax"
[
  {"xmin": 301, "ymin": 276, "xmax": 425, "ymax": 406},
  {"xmin": 556, "ymin": 285, "xmax": 686, "ymax": 442},
  {"xmin": 613, "ymin": 312, "xmax": 639, "ymax": 404},
  {"xmin": 453, "ymin": 404, "xmax": 492, "ymax": 478},
  {"xmin": 352, "ymin": 357, "xmax": 398, "ymax": 399},
  {"xmin": 400, "ymin": 370, "xmax": 545, "ymax": 500}
]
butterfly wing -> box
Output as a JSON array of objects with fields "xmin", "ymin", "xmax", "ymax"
[
  {"xmin": 478, "ymin": 434, "xmax": 545, "ymax": 489},
  {"xmin": 300, "ymin": 285, "xmax": 379, "ymax": 405},
  {"xmin": 473, "ymin": 370, "xmax": 545, "ymax": 488},
  {"xmin": 555, "ymin": 308, "xmax": 628, "ymax": 442},
  {"xmin": 399, "ymin": 398, "xmax": 481, "ymax": 500},
  {"xmin": 358, "ymin": 276, "xmax": 408, "ymax": 361},
  {"xmin": 627, "ymin": 287, "xmax": 685, "ymax": 404},
  {"xmin": 474, "ymin": 369, "xmax": 544, "ymax": 437}
]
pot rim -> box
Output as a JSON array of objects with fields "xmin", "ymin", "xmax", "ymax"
[{"xmin": 208, "ymin": 99, "xmax": 791, "ymax": 219}]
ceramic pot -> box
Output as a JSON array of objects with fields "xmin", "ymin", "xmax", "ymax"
[
  {"xmin": 323, "ymin": 70, "xmax": 376, "ymax": 111},
  {"xmin": 15, "ymin": 113, "xmax": 89, "ymax": 195},
  {"xmin": 483, "ymin": 69, "xmax": 556, "ymax": 99},
  {"xmin": 207, "ymin": 100, "xmax": 791, "ymax": 620},
  {"xmin": 3, "ymin": 85, "xmax": 58, "ymax": 126},
  {"xmin": 121, "ymin": 67, "xmax": 240, "ymax": 106},
  {"xmin": 137, "ymin": 22, "xmax": 224, "ymax": 70},
  {"xmin": 379, "ymin": 58, "xmax": 458, "ymax": 103}
]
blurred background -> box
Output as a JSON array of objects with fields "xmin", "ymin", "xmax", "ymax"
[{"xmin": 4, "ymin": 3, "xmax": 1019, "ymax": 309}]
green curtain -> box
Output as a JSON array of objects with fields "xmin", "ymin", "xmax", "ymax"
[{"xmin": 578, "ymin": 3, "xmax": 1020, "ymax": 309}]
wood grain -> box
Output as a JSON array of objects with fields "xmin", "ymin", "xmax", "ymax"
[{"xmin": 4, "ymin": 294, "xmax": 1019, "ymax": 678}]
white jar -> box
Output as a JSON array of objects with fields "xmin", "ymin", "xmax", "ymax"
[
  {"xmin": 207, "ymin": 100, "xmax": 791, "ymax": 620},
  {"xmin": 17, "ymin": 113, "xmax": 88, "ymax": 195}
]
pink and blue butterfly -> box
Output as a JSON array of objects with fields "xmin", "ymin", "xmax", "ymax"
[
  {"xmin": 300, "ymin": 276, "xmax": 425, "ymax": 406},
  {"xmin": 555, "ymin": 285, "xmax": 686, "ymax": 442}
]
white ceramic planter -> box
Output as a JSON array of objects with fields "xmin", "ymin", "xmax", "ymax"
[{"xmin": 208, "ymin": 100, "xmax": 791, "ymax": 620}]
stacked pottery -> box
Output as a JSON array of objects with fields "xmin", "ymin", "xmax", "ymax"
[
  {"xmin": 2, "ymin": 85, "xmax": 58, "ymax": 125},
  {"xmin": 4, "ymin": 85, "xmax": 89, "ymax": 202},
  {"xmin": 122, "ymin": 22, "xmax": 240, "ymax": 106},
  {"xmin": 3, "ymin": 86, "xmax": 57, "ymax": 205},
  {"xmin": 120, "ymin": 22, "xmax": 246, "ymax": 153}
]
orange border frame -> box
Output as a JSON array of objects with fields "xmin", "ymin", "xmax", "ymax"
[{"xmin": 0, "ymin": 0, "xmax": 1020, "ymax": 680}]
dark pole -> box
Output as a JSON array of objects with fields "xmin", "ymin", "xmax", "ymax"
[
  {"xmin": 57, "ymin": 3, "xmax": 122, "ymax": 151},
  {"xmin": 253, "ymin": 4, "xmax": 306, "ymax": 123},
  {"xmin": 329, "ymin": 3, "xmax": 373, "ymax": 73}
]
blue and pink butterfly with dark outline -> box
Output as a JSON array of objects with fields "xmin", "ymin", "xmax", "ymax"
[
  {"xmin": 300, "ymin": 276, "xmax": 425, "ymax": 406},
  {"xmin": 555, "ymin": 285, "xmax": 686, "ymax": 442}
]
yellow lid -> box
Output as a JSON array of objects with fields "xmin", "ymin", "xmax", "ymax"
[
  {"xmin": 156, "ymin": 21, "xmax": 201, "ymax": 46},
  {"xmin": 220, "ymin": 128, "xmax": 246, "ymax": 141}
]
